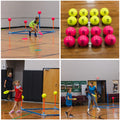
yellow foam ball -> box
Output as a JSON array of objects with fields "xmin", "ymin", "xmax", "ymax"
[
  {"xmin": 42, "ymin": 93, "xmax": 47, "ymax": 98},
  {"xmin": 22, "ymin": 95, "xmax": 24, "ymax": 100},
  {"xmin": 53, "ymin": 91, "xmax": 58, "ymax": 95}
]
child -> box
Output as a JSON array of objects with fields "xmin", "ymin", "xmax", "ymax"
[
  {"xmin": 87, "ymin": 82, "xmax": 100, "ymax": 112},
  {"xmin": 29, "ymin": 16, "xmax": 40, "ymax": 37},
  {"xmin": 9, "ymin": 80, "xmax": 23, "ymax": 114},
  {"xmin": 65, "ymin": 88, "xmax": 75, "ymax": 118}
]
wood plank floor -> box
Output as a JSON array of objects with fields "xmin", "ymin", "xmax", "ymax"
[
  {"xmin": 61, "ymin": 1, "xmax": 119, "ymax": 58},
  {"xmin": 1, "ymin": 28, "xmax": 59, "ymax": 58},
  {"xmin": 61, "ymin": 103, "xmax": 119, "ymax": 119},
  {"xmin": 1, "ymin": 101, "xmax": 59, "ymax": 119}
]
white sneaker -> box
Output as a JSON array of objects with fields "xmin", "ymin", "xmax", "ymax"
[
  {"xmin": 97, "ymin": 107, "xmax": 100, "ymax": 111},
  {"xmin": 87, "ymin": 108, "xmax": 90, "ymax": 112}
]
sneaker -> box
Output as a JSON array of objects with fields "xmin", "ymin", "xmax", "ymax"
[
  {"xmin": 16, "ymin": 110, "xmax": 21, "ymax": 113},
  {"xmin": 65, "ymin": 112, "xmax": 68, "ymax": 117},
  {"xmin": 9, "ymin": 110, "xmax": 14, "ymax": 114},
  {"xmin": 87, "ymin": 108, "xmax": 90, "ymax": 112},
  {"xmin": 97, "ymin": 107, "xmax": 100, "ymax": 111},
  {"xmin": 69, "ymin": 114, "xmax": 73, "ymax": 118},
  {"xmin": 29, "ymin": 31, "xmax": 31, "ymax": 36},
  {"xmin": 34, "ymin": 32, "xmax": 37, "ymax": 37}
]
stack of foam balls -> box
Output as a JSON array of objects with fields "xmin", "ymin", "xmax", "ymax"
[{"xmin": 64, "ymin": 8, "xmax": 116, "ymax": 47}]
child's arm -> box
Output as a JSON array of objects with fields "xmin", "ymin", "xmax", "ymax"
[
  {"xmin": 19, "ymin": 88, "xmax": 23, "ymax": 92},
  {"xmin": 67, "ymin": 96, "xmax": 75, "ymax": 100},
  {"xmin": 4, "ymin": 80, "xmax": 7, "ymax": 88},
  {"xmin": 9, "ymin": 89, "xmax": 15, "ymax": 92}
]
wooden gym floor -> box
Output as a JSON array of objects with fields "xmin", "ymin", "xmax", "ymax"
[
  {"xmin": 61, "ymin": 1, "xmax": 119, "ymax": 58},
  {"xmin": 1, "ymin": 28, "xmax": 59, "ymax": 58},
  {"xmin": 61, "ymin": 103, "xmax": 119, "ymax": 119},
  {"xmin": 1, "ymin": 100, "xmax": 59, "ymax": 119}
]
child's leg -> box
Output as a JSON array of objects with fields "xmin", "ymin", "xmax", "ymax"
[
  {"xmin": 68, "ymin": 106, "xmax": 73, "ymax": 115},
  {"xmin": 88, "ymin": 95, "xmax": 91, "ymax": 110},
  {"xmin": 17, "ymin": 101, "xmax": 21, "ymax": 110},
  {"xmin": 11, "ymin": 101, "xmax": 17, "ymax": 111},
  {"xmin": 29, "ymin": 28, "xmax": 34, "ymax": 36}
]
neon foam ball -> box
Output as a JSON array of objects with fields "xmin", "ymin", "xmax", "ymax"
[
  {"xmin": 91, "ymin": 26, "xmax": 101, "ymax": 36},
  {"xmin": 66, "ymin": 27, "xmax": 76, "ymax": 36},
  {"xmin": 53, "ymin": 91, "xmax": 58, "ymax": 95},
  {"xmin": 24, "ymin": 20, "xmax": 27, "ymax": 23},
  {"xmin": 68, "ymin": 8, "xmax": 78, "ymax": 17},
  {"xmin": 8, "ymin": 18, "xmax": 12, "ymax": 21},
  {"xmin": 79, "ymin": 8, "xmax": 88, "ymax": 17},
  {"xmin": 90, "ymin": 8, "xmax": 99, "ymax": 16},
  {"xmin": 22, "ymin": 95, "xmax": 24, "ymax": 100},
  {"xmin": 90, "ymin": 16, "xmax": 100, "ymax": 25},
  {"xmin": 79, "ymin": 26, "xmax": 89, "ymax": 36},
  {"xmin": 105, "ymin": 34, "xmax": 116, "ymax": 46},
  {"xmin": 100, "ymin": 8, "xmax": 109, "ymax": 16},
  {"xmin": 79, "ymin": 16, "xmax": 88, "ymax": 25},
  {"xmin": 103, "ymin": 26, "xmax": 113, "ymax": 35},
  {"xmin": 51, "ymin": 17, "xmax": 55, "ymax": 20},
  {"xmin": 67, "ymin": 16, "xmax": 77, "ymax": 26},
  {"xmin": 102, "ymin": 15, "xmax": 112, "ymax": 25},
  {"xmin": 64, "ymin": 36, "xmax": 75, "ymax": 47},
  {"xmin": 91, "ymin": 35, "xmax": 102, "ymax": 47},
  {"xmin": 42, "ymin": 93, "xmax": 47, "ymax": 98},
  {"xmin": 78, "ymin": 35, "xmax": 89, "ymax": 47},
  {"xmin": 38, "ymin": 11, "xmax": 41, "ymax": 14}
]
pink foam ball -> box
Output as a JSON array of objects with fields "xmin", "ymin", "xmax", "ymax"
[
  {"xmin": 91, "ymin": 26, "xmax": 101, "ymax": 36},
  {"xmin": 105, "ymin": 34, "xmax": 116, "ymax": 46},
  {"xmin": 78, "ymin": 35, "xmax": 89, "ymax": 47},
  {"xmin": 79, "ymin": 27, "xmax": 89, "ymax": 36},
  {"xmin": 51, "ymin": 17, "xmax": 55, "ymax": 20},
  {"xmin": 38, "ymin": 11, "xmax": 41, "ymax": 14},
  {"xmin": 64, "ymin": 36, "xmax": 75, "ymax": 47},
  {"xmin": 8, "ymin": 18, "xmax": 12, "ymax": 21},
  {"xmin": 66, "ymin": 27, "xmax": 76, "ymax": 36},
  {"xmin": 91, "ymin": 35, "xmax": 102, "ymax": 47},
  {"xmin": 103, "ymin": 26, "xmax": 114, "ymax": 35},
  {"xmin": 24, "ymin": 20, "xmax": 27, "ymax": 23},
  {"xmin": 112, "ymin": 97, "xmax": 114, "ymax": 100}
]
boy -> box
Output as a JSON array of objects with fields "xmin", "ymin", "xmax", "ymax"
[{"xmin": 29, "ymin": 16, "xmax": 39, "ymax": 37}]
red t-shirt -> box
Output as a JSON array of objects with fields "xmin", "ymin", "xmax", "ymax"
[{"xmin": 15, "ymin": 86, "xmax": 23, "ymax": 102}]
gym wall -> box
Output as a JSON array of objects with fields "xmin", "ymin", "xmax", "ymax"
[
  {"xmin": 61, "ymin": 60, "xmax": 119, "ymax": 95},
  {"xmin": 1, "ymin": 1, "xmax": 59, "ymax": 28},
  {"xmin": 24, "ymin": 60, "xmax": 59, "ymax": 70}
]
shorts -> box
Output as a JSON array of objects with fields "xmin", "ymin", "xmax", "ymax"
[{"xmin": 66, "ymin": 105, "xmax": 72, "ymax": 107}]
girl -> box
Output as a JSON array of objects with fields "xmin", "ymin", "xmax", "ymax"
[
  {"xmin": 65, "ymin": 88, "xmax": 76, "ymax": 118},
  {"xmin": 9, "ymin": 80, "xmax": 23, "ymax": 114},
  {"xmin": 29, "ymin": 16, "xmax": 40, "ymax": 37},
  {"xmin": 87, "ymin": 82, "xmax": 100, "ymax": 112}
]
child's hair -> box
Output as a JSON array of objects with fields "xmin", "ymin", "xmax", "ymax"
[
  {"xmin": 13, "ymin": 80, "xmax": 21, "ymax": 85},
  {"xmin": 67, "ymin": 88, "xmax": 72, "ymax": 93},
  {"xmin": 90, "ymin": 82, "xmax": 93, "ymax": 85},
  {"xmin": 35, "ymin": 16, "xmax": 39, "ymax": 21}
]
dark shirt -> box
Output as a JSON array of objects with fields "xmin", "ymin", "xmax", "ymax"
[
  {"xmin": 5, "ymin": 77, "xmax": 13, "ymax": 88},
  {"xmin": 85, "ymin": 88, "xmax": 88, "ymax": 96}
]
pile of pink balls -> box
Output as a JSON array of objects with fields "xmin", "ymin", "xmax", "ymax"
[{"xmin": 64, "ymin": 26, "xmax": 116, "ymax": 47}]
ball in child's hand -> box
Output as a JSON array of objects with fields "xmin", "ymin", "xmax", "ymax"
[
  {"xmin": 42, "ymin": 93, "xmax": 47, "ymax": 98},
  {"xmin": 53, "ymin": 91, "xmax": 57, "ymax": 95}
]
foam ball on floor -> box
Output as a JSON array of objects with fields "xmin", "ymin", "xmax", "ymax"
[
  {"xmin": 103, "ymin": 26, "xmax": 113, "ymax": 35},
  {"xmin": 90, "ymin": 8, "xmax": 99, "ymax": 16},
  {"xmin": 90, "ymin": 16, "xmax": 100, "ymax": 25},
  {"xmin": 105, "ymin": 34, "xmax": 116, "ymax": 46},
  {"xmin": 100, "ymin": 8, "xmax": 109, "ymax": 16},
  {"xmin": 102, "ymin": 15, "xmax": 112, "ymax": 25},
  {"xmin": 79, "ymin": 26, "xmax": 89, "ymax": 36},
  {"xmin": 66, "ymin": 27, "xmax": 76, "ymax": 36},
  {"xmin": 78, "ymin": 35, "xmax": 89, "ymax": 47},
  {"xmin": 79, "ymin": 8, "xmax": 88, "ymax": 17},
  {"xmin": 68, "ymin": 8, "xmax": 78, "ymax": 17},
  {"xmin": 67, "ymin": 16, "xmax": 77, "ymax": 26},
  {"xmin": 91, "ymin": 26, "xmax": 101, "ymax": 36},
  {"xmin": 79, "ymin": 16, "xmax": 88, "ymax": 25},
  {"xmin": 91, "ymin": 35, "xmax": 102, "ymax": 47},
  {"xmin": 64, "ymin": 36, "xmax": 75, "ymax": 47}
]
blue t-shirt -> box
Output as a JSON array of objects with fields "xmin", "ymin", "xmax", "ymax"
[
  {"xmin": 66, "ymin": 93, "xmax": 72, "ymax": 106},
  {"xmin": 88, "ymin": 86, "xmax": 96, "ymax": 96}
]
